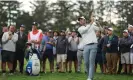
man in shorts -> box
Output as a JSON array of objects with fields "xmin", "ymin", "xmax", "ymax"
[
  {"xmin": 1, "ymin": 25, "xmax": 18, "ymax": 75},
  {"xmin": 0, "ymin": 24, "xmax": 8, "ymax": 68},
  {"xmin": 67, "ymin": 31, "xmax": 79, "ymax": 73},
  {"xmin": 42, "ymin": 31, "xmax": 55, "ymax": 73},
  {"xmin": 56, "ymin": 31, "xmax": 68, "ymax": 72},
  {"xmin": 119, "ymin": 30, "xmax": 133, "ymax": 74}
]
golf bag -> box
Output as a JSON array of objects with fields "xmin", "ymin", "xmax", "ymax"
[{"xmin": 25, "ymin": 43, "xmax": 41, "ymax": 76}]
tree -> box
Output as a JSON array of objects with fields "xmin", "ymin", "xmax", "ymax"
[
  {"xmin": 94, "ymin": 1, "xmax": 116, "ymax": 27},
  {"xmin": 0, "ymin": 1, "xmax": 20, "ymax": 26},
  {"xmin": 31, "ymin": 1, "xmax": 52, "ymax": 31},
  {"xmin": 115, "ymin": 1, "xmax": 133, "ymax": 26},
  {"xmin": 51, "ymin": 1, "xmax": 77, "ymax": 31},
  {"xmin": 77, "ymin": 1, "xmax": 93, "ymax": 23},
  {"xmin": 0, "ymin": 1, "xmax": 8, "ymax": 27},
  {"xmin": 16, "ymin": 12, "xmax": 33, "ymax": 33}
]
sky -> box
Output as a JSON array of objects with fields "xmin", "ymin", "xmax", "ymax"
[
  {"xmin": 18, "ymin": 0, "xmax": 62, "ymax": 12},
  {"xmin": 18, "ymin": 0, "xmax": 122, "ymax": 12},
  {"xmin": 19, "ymin": 0, "xmax": 37, "ymax": 12},
  {"xmin": 18, "ymin": 0, "xmax": 119, "ymax": 24},
  {"xmin": 18, "ymin": 0, "xmax": 79, "ymax": 12}
]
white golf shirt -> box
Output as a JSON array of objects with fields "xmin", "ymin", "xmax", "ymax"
[{"xmin": 78, "ymin": 23, "xmax": 99, "ymax": 48}]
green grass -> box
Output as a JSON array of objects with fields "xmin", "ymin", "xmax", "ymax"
[
  {"xmin": 0, "ymin": 61, "xmax": 133, "ymax": 80},
  {"xmin": 0, "ymin": 72, "xmax": 133, "ymax": 80}
]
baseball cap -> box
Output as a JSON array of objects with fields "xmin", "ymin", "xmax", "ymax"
[
  {"xmin": 123, "ymin": 30, "xmax": 128, "ymax": 33},
  {"xmin": 107, "ymin": 28, "xmax": 113, "ymax": 31},
  {"xmin": 32, "ymin": 22, "xmax": 38, "ymax": 26},
  {"xmin": 49, "ymin": 30, "xmax": 52, "ymax": 32},
  {"xmin": 78, "ymin": 16, "xmax": 86, "ymax": 21},
  {"xmin": 20, "ymin": 24, "xmax": 25, "ymax": 28},
  {"xmin": 128, "ymin": 24, "xmax": 133, "ymax": 28}
]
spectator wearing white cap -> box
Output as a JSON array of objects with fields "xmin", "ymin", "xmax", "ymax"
[
  {"xmin": 119, "ymin": 30, "xmax": 133, "ymax": 75},
  {"xmin": 128, "ymin": 24, "xmax": 133, "ymax": 36},
  {"xmin": 127, "ymin": 24, "xmax": 133, "ymax": 73},
  {"xmin": 103, "ymin": 27, "xmax": 119, "ymax": 74},
  {"xmin": 56, "ymin": 31, "xmax": 68, "ymax": 73}
]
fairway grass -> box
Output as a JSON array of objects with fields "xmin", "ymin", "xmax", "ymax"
[
  {"xmin": 0, "ymin": 72, "xmax": 133, "ymax": 80},
  {"xmin": 0, "ymin": 60, "xmax": 133, "ymax": 80}
]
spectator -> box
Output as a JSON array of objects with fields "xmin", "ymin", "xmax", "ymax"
[
  {"xmin": 117, "ymin": 36, "xmax": 123, "ymax": 74},
  {"xmin": 65, "ymin": 31, "xmax": 71, "ymax": 72},
  {"xmin": 56, "ymin": 31, "xmax": 68, "ymax": 72},
  {"xmin": 77, "ymin": 37, "xmax": 85, "ymax": 73},
  {"xmin": 101, "ymin": 27, "xmax": 108, "ymax": 74},
  {"xmin": 42, "ymin": 31, "xmax": 55, "ymax": 73},
  {"xmin": 104, "ymin": 28, "xmax": 119, "ymax": 74},
  {"xmin": 13, "ymin": 24, "xmax": 27, "ymax": 74},
  {"xmin": 53, "ymin": 31, "xmax": 59, "ymax": 57},
  {"xmin": 66, "ymin": 32, "xmax": 71, "ymax": 39},
  {"xmin": 119, "ymin": 30, "xmax": 133, "ymax": 74},
  {"xmin": 1, "ymin": 25, "xmax": 18, "ymax": 75},
  {"xmin": 77, "ymin": 28, "xmax": 87, "ymax": 73},
  {"xmin": 53, "ymin": 31, "xmax": 59, "ymax": 70},
  {"xmin": 0, "ymin": 25, "xmax": 8, "ymax": 46},
  {"xmin": 128, "ymin": 24, "xmax": 133, "ymax": 36},
  {"xmin": 128, "ymin": 24, "xmax": 133, "ymax": 73},
  {"xmin": 40, "ymin": 33, "xmax": 46, "ymax": 73},
  {"xmin": 95, "ymin": 31, "xmax": 103, "ymax": 73},
  {"xmin": 0, "ymin": 25, "xmax": 8, "ymax": 70},
  {"xmin": 67, "ymin": 31, "xmax": 79, "ymax": 73}
]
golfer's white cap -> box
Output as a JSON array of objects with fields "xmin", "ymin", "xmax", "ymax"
[{"xmin": 78, "ymin": 16, "xmax": 86, "ymax": 21}]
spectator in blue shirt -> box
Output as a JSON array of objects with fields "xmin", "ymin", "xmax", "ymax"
[{"xmin": 42, "ymin": 31, "xmax": 55, "ymax": 73}]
